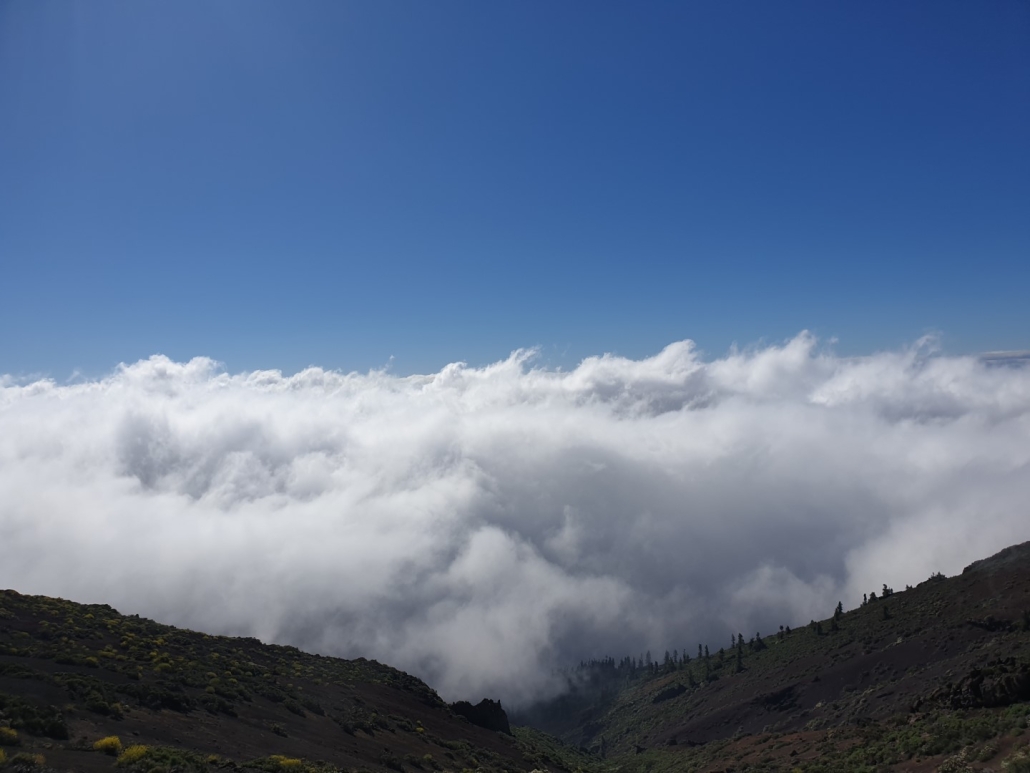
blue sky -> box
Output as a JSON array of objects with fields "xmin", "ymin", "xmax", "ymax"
[{"xmin": 1, "ymin": 1, "xmax": 1028, "ymax": 377}]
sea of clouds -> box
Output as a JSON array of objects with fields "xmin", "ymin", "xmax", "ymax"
[{"xmin": 1, "ymin": 333, "xmax": 1029, "ymax": 706}]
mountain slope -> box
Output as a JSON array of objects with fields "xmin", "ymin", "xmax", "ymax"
[
  {"xmin": 516, "ymin": 541, "xmax": 1030, "ymax": 771},
  {"xmin": 0, "ymin": 591, "xmax": 578, "ymax": 773},
  {"xmin": 3, "ymin": 540, "xmax": 1030, "ymax": 773}
]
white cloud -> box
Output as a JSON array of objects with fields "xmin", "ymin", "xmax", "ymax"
[{"xmin": 1, "ymin": 333, "xmax": 1028, "ymax": 705}]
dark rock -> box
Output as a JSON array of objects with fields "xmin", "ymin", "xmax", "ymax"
[
  {"xmin": 450, "ymin": 698, "xmax": 512, "ymax": 735},
  {"xmin": 929, "ymin": 661, "xmax": 1030, "ymax": 708},
  {"xmin": 651, "ymin": 684, "xmax": 687, "ymax": 704},
  {"xmin": 751, "ymin": 685, "xmax": 798, "ymax": 712}
]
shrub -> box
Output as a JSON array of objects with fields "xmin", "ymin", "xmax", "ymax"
[
  {"xmin": 269, "ymin": 755, "xmax": 304, "ymax": 770},
  {"xmin": 1004, "ymin": 749, "xmax": 1030, "ymax": 773},
  {"xmin": 979, "ymin": 741, "xmax": 1000, "ymax": 762},
  {"xmin": 0, "ymin": 727, "xmax": 17, "ymax": 745},
  {"xmin": 93, "ymin": 735, "xmax": 123, "ymax": 755},
  {"xmin": 116, "ymin": 744, "xmax": 150, "ymax": 765},
  {"xmin": 0, "ymin": 748, "xmax": 5, "ymax": 764},
  {"xmin": 7, "ymin": 752, "xmax": 46, "ymax": 767}
]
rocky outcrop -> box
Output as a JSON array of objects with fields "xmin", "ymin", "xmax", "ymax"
[
  {"xmin": 651, "ymin": 684, "xmax": 687, "ymax": 704},
  {"xmin": 451, "ymin": 698, "xmax": 512, "ymax": 735},
  {"xmin": 928, "ymin": 659, "xmax": 1030, "ymax": 708}
]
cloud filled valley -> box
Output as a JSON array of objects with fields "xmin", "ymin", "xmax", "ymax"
[{"xmin": 1, "ymin": 333, "xmax": 1029, "ymax": 707}]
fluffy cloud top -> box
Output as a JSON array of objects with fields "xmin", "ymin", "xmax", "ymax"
[{"xmin": 1, "ymin": 333, "xmax": 1028, "ymax": 705}]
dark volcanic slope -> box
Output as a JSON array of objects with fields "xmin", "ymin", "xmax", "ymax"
[
  {"xmin": 519, "ymin": 541, "xmax": 1030, "ymax": 772},
  {"xmin": 0, "ymin": 591, "xmax": 573, "ymax": 773},
  {"xmin": 4, "ymin": 541, "xmax": 1030, "ymax": 773}
]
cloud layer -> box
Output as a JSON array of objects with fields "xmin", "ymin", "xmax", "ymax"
[{"xmin": 2, "ymin": 333, "xmax": 1028, "ymax": 705}]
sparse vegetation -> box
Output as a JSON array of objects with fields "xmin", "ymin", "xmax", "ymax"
[
  {"xmin": 514, "ymin": 541, "xmax": 1030, "ymax": 772},
  {"xmin": 0, "ymin": 588, "xmax": 582, "ymax": 773},
  {"xmin": 2, "ymin": 540, "xmax": 1029, "ymax": 773},
  {"xmin": 93, "ymin": 735, "xmax": 123, "ymax": 755},
  {"xmin": 116, "ymin": 744, "xmax": 150, "ymax": 765},
  {"xmin": 5, "ymin": 752, "xmax": 46, "ymax": 767},
  {"xmin": 1004, "ymin": 746, "xmax": 1030, "ymax": 772}
]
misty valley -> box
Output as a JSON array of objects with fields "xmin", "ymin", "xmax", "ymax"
[{"xmin": 2, "ymin": 540, "xmax": 1030, "ymax": 772}]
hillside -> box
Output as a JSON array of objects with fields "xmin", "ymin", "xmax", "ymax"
[
  {"xmin": 514, "ymin": 541, "xmax": 1030, "ymax": 772},
  {"xmin": 0, "ymin": 591, "xmax": 587, "ymax": 773},
  {"xmin": 3, "ymin": 541, "xmax": 1030, "ymax": 773}
]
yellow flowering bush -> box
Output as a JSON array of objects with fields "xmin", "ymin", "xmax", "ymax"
[
  {"xmin": 116, "ymin": 744, "xmax": 150, "ymax": 765},
  {"xmin": 93, "ymin": 735, "xmax": 122, "ymax": 755}
]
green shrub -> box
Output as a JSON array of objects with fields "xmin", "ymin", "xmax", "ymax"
[
  {"xmin": 117, "ymin": 745, "xmax": 150, "ymax": 765},
  {"xmin": 1004, "ymin": 748, "xmax": 1030, "ymax": 773},
  {"xmin": 0, "ymin": 693, "xmax": 68, "ymax": 739},
  {"xmin": 979, "ymin": 740, "xmax": 1000, "ymax": 761},
  {"xmin": 0, "ymin": 727, "xmax": 17, "ymax": 746}
]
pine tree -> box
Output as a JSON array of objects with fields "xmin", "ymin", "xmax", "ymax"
[{"xmin": 834, "ymin": 601, "xmax": 843, "ymax": 620}]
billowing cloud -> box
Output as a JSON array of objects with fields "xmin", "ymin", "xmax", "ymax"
[{"xmin": 1, "ymin": 333, "xmax": 1028, "ymax": 705}]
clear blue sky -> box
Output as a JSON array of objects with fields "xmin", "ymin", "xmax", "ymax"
[{"xmin": 2, "ymin": 1, "xmax": 1028, "ymax": 377}]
